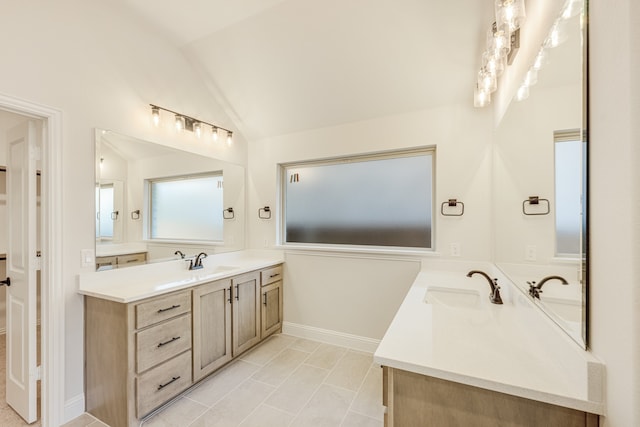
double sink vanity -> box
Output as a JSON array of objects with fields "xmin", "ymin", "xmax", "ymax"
[{"xmin": 79, "ymin": 251, "xmax": 284, "ymax": 427}]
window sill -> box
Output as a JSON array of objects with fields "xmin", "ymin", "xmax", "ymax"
[{"xmin": 276, "ymin": 243, "xmax": 439, "ymax": 260}]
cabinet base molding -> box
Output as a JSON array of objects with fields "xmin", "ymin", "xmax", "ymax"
[{"xmin": 282, "ymin": 322, "xmax": 380, "ymax": 353}]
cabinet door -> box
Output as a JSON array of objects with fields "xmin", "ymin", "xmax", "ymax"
[
  {"xmin": 193, "ymin": 279, "xmax": 232, "ymax": 381},
  {"xmin": 261, "ymin": 281, "xmax": 283, "ymax": 339},
  {"xmin": 232, "ymin": 272, "xmax": 261, "ymax": 356}
]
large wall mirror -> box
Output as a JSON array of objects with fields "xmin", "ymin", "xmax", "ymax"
[
  {"xmin": 493, "ymin": 3, "xmax": 587, "ymax": 348},
  {"xmin": 95, "ymin": 129, "xmax": 245, "ymax": 270}
]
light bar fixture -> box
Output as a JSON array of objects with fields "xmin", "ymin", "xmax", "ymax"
[{"xmin": 149, "ymin": 104, "xmax": 234, "ymax": 145}]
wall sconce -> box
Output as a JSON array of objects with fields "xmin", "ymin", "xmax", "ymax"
[{"xmin": 149, "ymin": 104, "xmax": 234, "ymax": 145}]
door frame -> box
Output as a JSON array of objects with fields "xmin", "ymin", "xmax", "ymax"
[{"xmin": 0, "ymin": 92, "xmax": 64, "ymax": 427}]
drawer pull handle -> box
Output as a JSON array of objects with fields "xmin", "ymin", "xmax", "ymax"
[
  {"xmin": 157, "ymin": 336, "xmax": 181, "ymax": 348},
  {"xmin": 263, "ymin": 293, "xmax": 267, "ymax": 306},
  {"xmin": 125, "ymin": 259, "xmax": 138, "ymax": 263},
  {"xmin": 227, "ymin": 286, "xmax": 232, "ymax": 304},
  {"xmin": 157, "ymin": 376, "xmax": 181, "ymax": 391},
  {"xmin": 157, "ymin": 304, "xmax": 180, "ymax": 313},
  {"xmin": 269, "ymin": 273, "xmax": 280, "ymax": 278},
  {"xmin": 235, "ymin": 284, "xmax": 239, "ymax": 301}
]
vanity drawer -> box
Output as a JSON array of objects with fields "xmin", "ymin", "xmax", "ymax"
[
  {"xmin": 95, "ymin": 256, "xmax": 117, "ymax": 271},
  {"xmin": 117, "ymin": 252, "xmax": 147, "ymax": 267},
  {"xmin": 136, "ymin": 291, "xmax": 191, "ymax": 329},
  {"xmin": 136, "ymin": 350, "xmax": 192, "ymax": 418},
  {"xmin": 136, "ymin": 313, "xmax": 192, "ymax": 373},
  {"xmin": 261, "ymin": 265, "xmax": 282, "ymax": 286}
]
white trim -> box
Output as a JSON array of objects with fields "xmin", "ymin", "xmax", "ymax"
[
  {"xmin": 63, "ymin": 394, "xmax": 85, "ymax": 424},
  {"xmin": 0, "ymin": 92, "xmax": 65, "ymax": 427},
  {"xmin": 282, "ymin": 322, "xmax": 381, "ymax": 354}
]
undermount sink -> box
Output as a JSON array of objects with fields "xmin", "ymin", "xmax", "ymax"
[
  {"xmin": 207, "ymin": 265, "xmax": 239, "ymax": 274},
  {"xmin": 424, "ymin": 286, "xmax": 482, "ymax": 309}
]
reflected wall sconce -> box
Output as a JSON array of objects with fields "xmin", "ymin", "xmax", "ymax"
[
  {"xmin": 149, "ymin": 104, "xmax": 234, "ymax": 145},
  {"xmin": 258, "ymin": 206, "xmax": 272, "ymax": 220},
  {"xmin": 289, "ymin": 173, "xmax": 300, "ymax": 183},
  {"xmin": 131, "ymin": 209, "xmax": 141, "ymax": 220}
]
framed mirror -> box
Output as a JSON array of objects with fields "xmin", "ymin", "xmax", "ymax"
[
  {"xmin": 95, "ymin": 129, "xmax": 245, "ymax": 270},
  {"xmin": 493, "ymin": 3, "xmax": 587, "ymax": 348}
]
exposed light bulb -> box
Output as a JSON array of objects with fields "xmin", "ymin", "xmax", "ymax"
[
  {"xmin": 211, "ymin": 126, "xmax": 219, "ymax": 142},
  {"xmin": 194, "ymin": 121, "xmax": 202, "ymax": 138},
  {"xmin": 175, "ymin": 115, "xmax": 184, "ymax": 132},
  {"xmin": 151, "ymin": 106, "xmax": 160, "ymax": 127},
  {"xmin": 474, "ymin": 85, "xmax": 491, "ymax": 108},
  {"xmin": 516, "ymin": 84, "xmax": 530, "ymax": 101},
  {"xmin": 226, "ymin": 131, "xmax": 233, "ymax": 146}
]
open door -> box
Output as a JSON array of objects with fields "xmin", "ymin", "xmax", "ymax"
[{"xmin": 5, "ymin": 120, "xmax": 39, "ymax": 423}]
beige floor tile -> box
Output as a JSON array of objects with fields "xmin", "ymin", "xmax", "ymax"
[
  {"xmin": 60, "ymin": 413, "xmax": 101, "ymax": 427},
  {"xmin": 190, "ymin": 379, "xmax": 275, "ymax": 427},
  {"xmin": 349, "ymin": 366, "xmax": 385, "ymax": 420},
  {"xmin": 142, "ymin": 397, "xmax": 208, "ymax": 427},
  {"xmin": 186, "ymin": 359, "xmax": 260, "ymax": 407},
  {"xmin": 289, "ymin": 337, "xmax": 322, "ymax": 353},
  {"xmin": 325, "ymin": 350, "xmax": 373, "ymax": 391},
  {"xmin": 239, "ymin": 334, "xmax": 296, "ymax": 366},
  {"xmin": 251, "ymin": 348, "xmax": 309, "ymax": 386},
  {"xmin": 341, "ymin": 411, "xmax": 384, "ymax": 427},
  {"xmin": 265, "ymin": 364, "xmax": 329, "ymax": 413},
  {"xmin": 238, "ymin": 404, "xmax": 294, "ymax": 427},
  {"xmin": 304, "ymin": 343, "xmax": 347, "ymax": 370},
  {"xmin": 292, "ymin": 384, "xmax": 356, "ymax": 427}
]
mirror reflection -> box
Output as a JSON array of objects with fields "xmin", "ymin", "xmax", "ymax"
[
  {"xmin": 95, "ymin": 129, "xmax": 245, "ymax": 270},
  {"xmin": 493, "ymin": 6, "xmax": 586, "ymax": 347}
]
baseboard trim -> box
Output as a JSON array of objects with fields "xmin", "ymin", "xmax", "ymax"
[
  {"xmin": 282, "ymin": 322, "xmax": 381, "ymax": 353},
  {"xmin": 64, "ymin": 394, "xmax": 85, "ymax": 424}
]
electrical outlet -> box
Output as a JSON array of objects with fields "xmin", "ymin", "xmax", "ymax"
[
  {"xmin": 525, "ymin": 245, "xmax": 537, "ymax": 261},
  {"xmin": 450, "ymin": 243, "xmax": 461, "ymax": 257}
]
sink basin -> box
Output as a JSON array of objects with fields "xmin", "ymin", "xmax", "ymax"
[
  {"xmin": 208, "ymin": 265, "xmax": 239, "ymax": 274},
  {"xmin": 424, "ymin": 286, "xmax": 482, "ymax": 309}
]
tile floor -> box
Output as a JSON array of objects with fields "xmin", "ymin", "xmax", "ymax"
[
  {"xmin": 3, "ymin": 333, "xmax": 383, "ymax": 426},
  {"xmin": 140, "ymin": 334, "xmax": 384, "ymax": 427}
]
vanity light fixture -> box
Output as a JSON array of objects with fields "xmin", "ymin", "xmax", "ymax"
[
  {"xmin": 149, "ymin": 104, "xmax": 234, "ymax": 145},
  {"xmin": 514, "ymin": 0, "xmax": 581, "ymax": 103},
  {"xmin": 473, "ymin": 0, "xmax": 526, "ymax": 108}
]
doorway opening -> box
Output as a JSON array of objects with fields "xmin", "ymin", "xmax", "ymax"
[{"xmin": 0, "ymin": 93, "xmax": 65, "ymax": 427}]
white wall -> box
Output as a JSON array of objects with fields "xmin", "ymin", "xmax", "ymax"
[
  {"xmin": 590, "ymin": 1, "xmax": 640, "ymax": 426},
  {"xmin": 0, "ymin": 0, "xmax": 246, "ymax": 420},
  {"xmin": 247, "ymin": 104, "xmax": 494, "ymax": 340}
]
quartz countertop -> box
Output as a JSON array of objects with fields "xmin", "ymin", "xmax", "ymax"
[
  {"xmin": 78, "ymin": 250, "xmax": 284, "ymax": 303},
  {"xmin": 374, "ymin": 260, "xmax": 604, "ymax": 415}
]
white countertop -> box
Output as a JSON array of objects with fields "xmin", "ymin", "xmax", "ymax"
[
  {"xmin": 374, "ymin": 260, "xmax": 604, "ymax": 415},
  {"xmin": 78, "ymin": 250, "xmax": 284, "ymax": 303}
]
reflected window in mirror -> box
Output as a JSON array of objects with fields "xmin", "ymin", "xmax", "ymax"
[
  {"xmin": 554, "ymin": 129, "xmax": 582, "ymax": 257},
  {"xmin": 97, "ymin": 184, "xmax": 115, "ymax": 239},
  {"xmin": 147, "ymin": 172, "xmax": 224, "ymax": 242}
]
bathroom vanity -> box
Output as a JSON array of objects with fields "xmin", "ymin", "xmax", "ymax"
[
  {"xmin": 79, "ymin": 251, "xmax": 283, "ymax": 427},
  {"xmin": 374, "ymin": 261, "xmax": 604, "ymax": 427}
]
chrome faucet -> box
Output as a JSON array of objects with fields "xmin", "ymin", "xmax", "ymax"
[
  {"xmin": 174, "ymin": 250, "xmax": 185, "ymax": 259},
  {"xmin": 189, "ymin": 252, "xmax": 208, "ymax": 270},
  {"xmin": 466, "ymin": 270, "xmax": 503, "ymax": 304},
  {"xmin": 527, "ymin": 275, "xmax": 569, "ymax": 299}
]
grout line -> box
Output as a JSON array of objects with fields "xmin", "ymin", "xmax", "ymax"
[{"xmin": 339, "ymin": 361, "xmax": 377, "ymax": 426}]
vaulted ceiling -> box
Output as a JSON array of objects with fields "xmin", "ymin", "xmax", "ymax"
[{"xmin": 119, "ymin": 0, "xmax": 494, "ymax": 140}]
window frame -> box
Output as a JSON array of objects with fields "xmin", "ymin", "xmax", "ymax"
[
  {"xmin": 144, "ymin": 171, "xmax": 224, "ymax": 244},
  {"xmin": 278, "ymin": 147, "xmax": 436, "ymax": 253}
]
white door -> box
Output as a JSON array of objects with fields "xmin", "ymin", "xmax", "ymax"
[{"xmin": 5, "ymin": 120, "xmax": 39, "ymax": 423}]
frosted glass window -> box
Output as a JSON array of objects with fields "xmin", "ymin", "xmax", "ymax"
[
  {"xmin": 149, "ymin": 174, "xmax": 223, "ymax": 241},
  {"xmin": 555, "ymin": 138, "xmax": 582, "ymax": 255},
  {"xmin": 283, "ymin": 151, "xmax": 433, "ymax": 248},
  {"xmin": 98, "ymin": 185, "xmax": 114, "ymax": 239}
]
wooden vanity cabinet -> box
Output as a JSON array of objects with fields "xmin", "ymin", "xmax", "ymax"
[
  {"xmin": 260, "ymin": 265, "xmax": 283, "ymax": 338},
  {"xmin": 382, "ymin": 367, "xmax": 599, "ymax": 427},
  {"xmin": 231, "ymin": 271, "xmax": 262, "ymax": 355},
  {"xmin": 192, "ymin": 278, "xmax": 233, "ymax": 381},
  {"xmin": 85, "ymin": 290, "xmax": 193, "ymax": 427}
]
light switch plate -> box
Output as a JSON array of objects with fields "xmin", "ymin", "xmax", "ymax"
[{"xmin": 81, "ymin": 249, "xmax": 95, "ymax": 267}]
